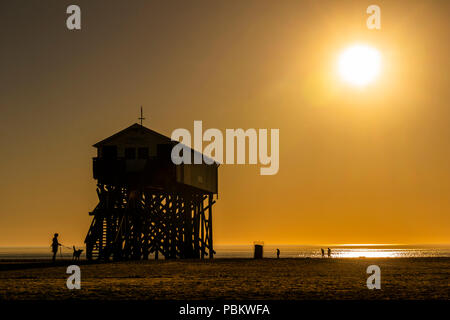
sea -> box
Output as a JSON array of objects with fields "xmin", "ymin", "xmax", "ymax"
[{"xmin": 0, "ymin": 245, "xmax": 449, "ymax": 260}]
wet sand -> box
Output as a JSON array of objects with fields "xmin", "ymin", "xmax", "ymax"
[{"xmin": 0, "ymin": 258, "xmax": 448, "ymax": 300}]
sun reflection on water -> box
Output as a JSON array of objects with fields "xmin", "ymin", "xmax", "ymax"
[{"xmin": 334, "ymin": 249, "xmax": 400, "ymax": 258}]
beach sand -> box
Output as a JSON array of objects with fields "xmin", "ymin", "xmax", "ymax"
[{"xmin": 0, "ymin": 258, "xmax": 448, "ymax": 300}]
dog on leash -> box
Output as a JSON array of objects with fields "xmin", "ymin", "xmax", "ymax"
[{"xmin": 72, "ymin": 246, "xmax": 83, "ymax": 261}]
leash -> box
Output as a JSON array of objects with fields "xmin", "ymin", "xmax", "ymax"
[
  {"xmin": 55, "ymin": 243, "xmax": 83, "ymax": 260},
  {"xmin": 60, "ymin": 243, "xmax": 73, "ymax": 250},
  {"xmin": 58, "ymin": 244, "xmax": 75, "ymax": 259}
]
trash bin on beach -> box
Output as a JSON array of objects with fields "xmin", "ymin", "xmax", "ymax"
[{"xmin": 253, "ymin": 241, "xmax": 264, "ymax": 259}]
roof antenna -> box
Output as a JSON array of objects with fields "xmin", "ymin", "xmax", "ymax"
[{"xmin": 138, "ymin": 106, "xmax": 145, "ymax": 126}]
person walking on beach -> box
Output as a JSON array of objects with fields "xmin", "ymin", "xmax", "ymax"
[
  {"xmin": 327, "ymin": 247, "xmax": 331, "ymax": 258},
  {"xmin": 51, "ymin": 233, "xmax": 61, "ymax": 262},
  {"xmin": 321, "ymin": 248, "xmax": 325, "ymax": 258},
  {"xmin": 276, "ymin": 248, "xmax": 280, "ymax": 259}
]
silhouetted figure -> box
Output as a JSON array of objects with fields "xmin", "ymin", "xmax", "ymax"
[
  {"xmin": 51, "ymin": 233, "xmax": 61, "ymax": 262},
  {"xmin": 276, "ymin": 248, "xmax": 280, "ymax": 259},
  {"xmin": 327, "ymin": 247, "xmax": 331, "ymax": 258},
  {"xmin": 321, "ymin": 248, "xmax": 325, "ymax": 258}
]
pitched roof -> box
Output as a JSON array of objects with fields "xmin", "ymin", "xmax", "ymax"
[
  {"xmin": 93, "ymin": 123, "xmax": 220, "ymax": 165},
  {"xmin": 93, "ymin": 123, "xmax": 172, "ymax": 147}
]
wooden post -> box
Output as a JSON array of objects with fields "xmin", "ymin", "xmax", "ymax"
[{"xmin": 208, "ymin": 194, "xmax": 214, "ymax": 259}]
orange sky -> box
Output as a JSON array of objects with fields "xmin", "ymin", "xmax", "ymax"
[{"xmin": 0, "ymin": 0, "xmax": 449, "ymax": 246}]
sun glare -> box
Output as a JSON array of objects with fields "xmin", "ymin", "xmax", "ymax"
[{"xmin": 338, "ymin": 44, "xmax": 381, "ymax": 87}]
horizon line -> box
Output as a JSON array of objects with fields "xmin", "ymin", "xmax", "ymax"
[{"xmin": 1, "ymin": 243, "xmax": 450, "ymax": 248}]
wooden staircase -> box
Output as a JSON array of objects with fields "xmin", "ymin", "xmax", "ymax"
[{"xmin": 85, "ymin": 215, "xmax": 107, "ymax": 260}]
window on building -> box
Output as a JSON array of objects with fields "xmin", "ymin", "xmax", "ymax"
[
  {"xmin": 125, "ymin": 147, "xmax": 136, "ymax": 159},
  {"xmin": 138, "ymin": 147, "xmax": 149, "ymax": 159},
  {"xmin": 102, "ymin": 146, "xmax": 117, "ymax": 159}
]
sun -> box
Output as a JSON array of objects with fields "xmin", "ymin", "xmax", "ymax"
[{"xmin": 338, "ymin": 44, "xmax": 381, "ymax": 87}]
